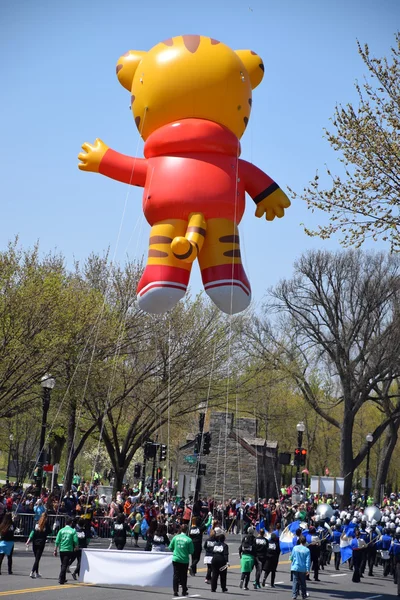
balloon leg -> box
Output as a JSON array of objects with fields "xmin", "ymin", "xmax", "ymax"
[
  {"xmin": 137, "ymin": 219, "xmax": 192, "ymax": 313},
  {"xmin": 171, "ymin": 212, "xmax": 207, "ymax": 263},
  {"xmin": 198, "ymin": 218, "xmax": 251, "ymax": 314}
]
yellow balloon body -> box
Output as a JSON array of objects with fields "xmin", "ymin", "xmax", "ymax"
[
  {"xmin": 79, "ymin": 35, "xmax": 291, "ymax": 316},
  {"xmin": 116, "ymin": 35, "xmax": 264, "ymax": 141}
]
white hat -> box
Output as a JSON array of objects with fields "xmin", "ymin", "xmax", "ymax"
[
  {"xmin": 247, "ymin": 526, "xmax": 255, "ymax": 535},
  {"xmin": 214, "ymin": 527, "xmax": 224, "ymax": 536}
]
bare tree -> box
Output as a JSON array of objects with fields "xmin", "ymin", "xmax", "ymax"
[{"xmin": 246, "ymin": 250, "xmax": 400, "ymax": 506}]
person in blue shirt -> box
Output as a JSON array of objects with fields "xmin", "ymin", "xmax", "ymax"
[
  {"xmin": 290, "ymin": 536, "xmax": 310, "ymax": 600},
  {"xmin": 389, "ymin": 529, "xmax": 400, "ymax": 597},
  {"xmin": 332, "ymin": 524, "xmax": 342, "ymax": 571},
  {"xmin": 379, "ymin": 528, "xmax": 393, "ymax": 577},
  {"xmin": 359, "ymin": 522, "xmax": 370, "ymax": 576},
  {"xmin": 367, "ymin": 523, "xmax": 381, "ymax": 577}
]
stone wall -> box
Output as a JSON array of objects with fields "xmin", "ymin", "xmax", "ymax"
[{"xmin": 176, "ymin": 412, "xmax": 280, "ymax": 501}]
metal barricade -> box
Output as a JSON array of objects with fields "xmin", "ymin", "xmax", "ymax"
[{"xmin": 13, "ymin": 513, "xmax": 67, "ymax": 539}]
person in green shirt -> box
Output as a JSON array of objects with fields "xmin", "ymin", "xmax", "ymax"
[
  {"xmin": 53, "ymin": 517, "xmax": 79, "ymax": 585},
  {"xmin": 169, "ymin": 524, "xmax": 194, "ymax": 597}
]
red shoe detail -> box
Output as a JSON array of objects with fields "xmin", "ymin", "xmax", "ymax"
[
  {"xmin": 137, "ymin": 265, "xmax": 190, "ymax": 296},
  {"xmin": 201, "ymin": 263, "xmax": 251, "ymax": 296}
]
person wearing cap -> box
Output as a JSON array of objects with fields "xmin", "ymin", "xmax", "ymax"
[
  {"xmin": 169, "ymin": 524, "xmax": 194, "ymax": 597},
  {"xmin": 239, "ymin": 526, "xmax": 256, "ymax": 590}
]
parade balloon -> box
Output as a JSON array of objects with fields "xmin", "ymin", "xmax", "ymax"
[
  {"xmin": 78, "ymin": 35, "xmax": 290, "ymax": 315},
  {"xmin": 364, "ymin": 506, "xmax": 382, "ymax": 523},
  {"xmin": 315, "ymin": 503, "xmax": 334, "ymax": 521}
]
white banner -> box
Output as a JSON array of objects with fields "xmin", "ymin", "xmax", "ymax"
[{"xmin": 79, "ymin": 549, "xmax": 173, "ymax": 587}]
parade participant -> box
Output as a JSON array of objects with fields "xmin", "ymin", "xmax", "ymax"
[
  {"xmin": 306, "ymin": 525, "xmax": 321, "ymax": 581},
  {"xmin": 239, "ymin": 526, "xmax": 256, "ymax": 590},
  {"xmin": 367, "ymin": 521, "xmax": 380, "ymax": 576},
  {"xmin": 71, "ymin": 518, "xmax": 89, "ymax": 580},
  {"xmin": 189, "ymin": 516, "xmax": 204, "ymax": 575},
  {"xmin": 389, "ymin": 528, "xmax": 400, "ymax": 596},
  {"xmin": 54, "ymin": 516, "xmax": 79, "ymax": 585},
  {"xmin": 169, "ymin": 524, "xmax": 194, "ymax": 598},
  {"xmin": 204, "ymin": 529, "xmax": 216, "ymax": 584},
  {"xmin": 359, "ymin": 519, "xmax": 370, "ymax": 576},
  {"xmin": 290, "ymin": 535, "xmax": 310, "ymax": 600},
  {"xmin": 26, "ymin": 512, "xmax": 51, "ymax": 578},
  {"xmin": 379, "ymin": 527, "xmax": 393, "ymax": 577},
  {"xmin": 253, "ymin": 528, "xmax": 268, "ymax": 589},
  {"xmin": 151, "ymin": 523, "xmax": 169, "ymax": 552},
  {"xmin": 211, "ymin": 532, "xmax": 229, "ymax": 592},
  {"xmin": 262, "ymin": 532, "xmax": 281, "ymax": 588},
  {"xmin": 332, "ymin": 522, "xmax": 342, "ymax": 570},
  {"xmin": 346, "ymin": 528, "xmax": 367, "ymax": 583},
  {"xmin": 0, "ymin": 513, "xmax": 15, "ymax": 575},
  {"xmin": 111, "ymin": 513, "xmax": 130, "ymax": 550}
]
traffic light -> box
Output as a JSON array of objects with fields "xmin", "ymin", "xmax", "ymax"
[
  {"xmin": 159, "ymin": 444, "xmax": 167, "ymax": 461},
  {"xmin": 134, "ymin": 463, "xmax": 141, "ymax": 478},
  {"xmin": 203, "ymin": 432, "xmax": 211, "ymax": 455},
  {"xmin": 294, "ymin": 447, "xmax": 307, "ymax": 466},
  {"xmin": 157, "ymin": 467, "xmax": 163, "ymax": 478},
  {"xmin": 144, "ymin": 441, "xmax": 157, "ymax": 459}
]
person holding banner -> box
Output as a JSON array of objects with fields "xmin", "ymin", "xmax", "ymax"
[
  {"xmin": 169, "ymin": 524, "xmax": 194, "ymax": 597},
  {"xmin": 54, "ymin": 516, "xmax": 79, "ymax": 585},
  {"xmin": 203, "ymin": 529, "xmax": 216, "ymax": 584}
]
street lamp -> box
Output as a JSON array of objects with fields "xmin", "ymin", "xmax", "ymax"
[
  {"xmin": 365, "ymin": 433, "xmax": 373, "ymax": 503},
  {"xmin": 37, "ymin": 374, "xmax": 55, "ymax": 494},
  {"xmin": 6, "ymin": 434, "xmax": 14, "ymax": 485}
]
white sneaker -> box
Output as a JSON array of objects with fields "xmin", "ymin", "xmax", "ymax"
[{"xmin": 30, "ymin": 571, "xmax": 36, "ymax": 578}]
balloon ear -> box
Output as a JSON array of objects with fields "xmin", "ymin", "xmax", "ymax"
[
  {"xmin": 235, "ymin": 49, "xmax": 264, "ymax": 90},
  {"xmin": 116, "ymin": 51, "xmax": 146, "ymax": 91}
]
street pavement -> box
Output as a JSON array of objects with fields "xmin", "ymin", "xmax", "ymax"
[{"xmin": 0, "ymin": 540, "xmax": 397, "ymax": 599}]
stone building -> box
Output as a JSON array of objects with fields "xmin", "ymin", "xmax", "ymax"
[{"xmin": 176, "ymin": 412, "xmax": 280, "ymax": 500}]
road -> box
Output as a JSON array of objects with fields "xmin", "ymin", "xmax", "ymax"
[{"xmin": 0, "ymin": 540, "xmax": 397, "ymax": 599}]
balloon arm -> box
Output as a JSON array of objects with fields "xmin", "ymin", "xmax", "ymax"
[
  {"xmin": 239, "ymin": 159, "xmax": 290, "ymax": 221},
  {"xmin": 98, "ymin": 148, "xmax": 148, "ymax": 187}
]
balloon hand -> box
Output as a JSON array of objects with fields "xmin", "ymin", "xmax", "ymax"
[
  {"xmin": 254, "ymin": 187, "xmax": 290, "ymax": 221},
  {"xmin": 78, "ymin": 138, "xmax": 109, "ymax": 173}
]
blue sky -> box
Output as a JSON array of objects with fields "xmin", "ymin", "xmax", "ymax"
[{"xmin": 0, "ymin": 0, "xmax": 398, "ymax": 308}]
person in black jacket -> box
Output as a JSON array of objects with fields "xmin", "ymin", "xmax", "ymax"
[
  {"xmin": 262, "ymin": 532, "xmax": 281, "ymax": 587},
  {"xmin": 71, "ymin": 518, "xmax": 89, "ymax": 580},
  {"xmin": 26, "ymin": 512, "xmax": 51, "ymax": 578},
  {"xmin": 211, "ymin": 533, "xmax": 229, "ymax": 592},
  {"xmin": 204, "ymin": 529, "xmax": 216, "ymax": 584},
  {"xmin": 0, "ymin": 513, "xmax": 15, "ymax": 575},
  {"xmin": 151, "ymin": 523, "xmax": 169, "ymax": 552},
  {"xmin": 111, "ymin": 514, "xmax": 130, "ymax": 550},
  {"xmin": 189, "ymin": 516, "xmax": 204, "ymax": 576},
  {"xmin": 253, "ymin": 529, "xmax": 268, "ymax": 589}
]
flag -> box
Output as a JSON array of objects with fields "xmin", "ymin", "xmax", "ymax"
[
  {"xmin": 140, "ymin": 518, "xmax": 149, "ymax": 537},
  {"xmin": 288, "ymin": 520, "xmax": 301, "ymax": 534},
  {"xmin": 279, "ymin": 526, "xmax": 295, "ymax": 554},
  {"xmin": 340, "ymin": 535, "xmax": 354, "ymax": 564}
]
